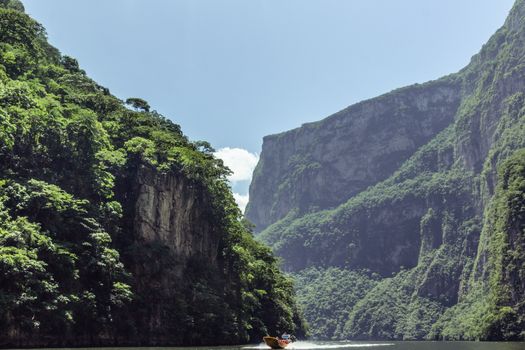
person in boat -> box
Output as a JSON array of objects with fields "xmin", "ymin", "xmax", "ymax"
[{"xmin": 263, "ymin": 333, "xmax": 295, "ymax": 349}]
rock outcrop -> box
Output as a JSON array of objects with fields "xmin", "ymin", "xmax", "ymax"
[
  {"xmin": 246, "ymin": 80, "xmax": 462, "ymax": 232},
  {"xmin": 133, "ymin": 165, "xmax": 219, "ymax": 269}
]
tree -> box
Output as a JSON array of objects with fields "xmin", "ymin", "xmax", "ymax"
[
  {"xmin": 0, "ymin": 0, "xmax": 24, "ymax": 12},
  {"xmin": 61, "ymin": 56, "xmax": 81, "ymax": 72},
  {"xmin": 125, "ymin": 97, "xmax": 150, "ymax": 112},
  {"xmin": 0, "ymin": 9, "xmax": 43, "ymax": 54}
]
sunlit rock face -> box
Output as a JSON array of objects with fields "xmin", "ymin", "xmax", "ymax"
[
  {"xmin": 117, "ymin": 165, "xmax": 221, "ymax": 345},
  {"xmin": 246, "ymin": 80, "xmax": 462, "ymax": 233},
  {"xmin": 134, "ymin": 165, "xmax": 219, "ymax": 270}
]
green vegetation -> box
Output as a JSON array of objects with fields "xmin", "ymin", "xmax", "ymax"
[
  {"xmin": 261, "ymin": 164, "xmax": 474, "ymax": 273},
  {"xmin": 0, "ymin": 3, "xmax": 305, "ymax": 346},
  {"xmin": 343, "ymin": 268, "xmax": 443, "ymax": 340},
  {"xmin": 293, "ymin": 267, "xmax": 379, "ymax": 340},
  {"xmin": 254, "ymin": 0, "xmax": 525, "ymax": 341},
  {"xmin": 432, "ymin": 149, "xmax": 525, "ymax": 340}
]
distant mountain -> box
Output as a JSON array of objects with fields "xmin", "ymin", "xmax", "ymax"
[
  {"xmin": 247, "ymin": 0, "xmax": 525, "ymax": 340},
  {"xmin": 0, "ymin": 0, "xmax": 306, "ymax": 346}
]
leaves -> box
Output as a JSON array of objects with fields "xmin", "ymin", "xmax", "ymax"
[{"xmin": 0, "ymin": 5, "xmax": 305, "ymax": 345}]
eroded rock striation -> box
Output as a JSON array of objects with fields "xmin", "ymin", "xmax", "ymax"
[{"xmin": 133, "ymin": 165, "xmax": 219, "ymax": 268}]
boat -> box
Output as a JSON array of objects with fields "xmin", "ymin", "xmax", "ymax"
[{"xmin": 263, "ymin": 336, "xmax": 290, "ymax": 349}]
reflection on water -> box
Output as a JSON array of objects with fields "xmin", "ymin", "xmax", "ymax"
[
  {"xmin": 243, "ymin": 342, "xmax": 394, "ymax": 349},
  {"xmin": 231, "ymin": 340, "xmax": 524, "ymax": 350},
  {"xmin": 42, "ymin": 341, "xmax": 525, "ymax": 350},
  {"xmin": 240, "ymin": 341, "xmax": 525, "ymax": 350}
]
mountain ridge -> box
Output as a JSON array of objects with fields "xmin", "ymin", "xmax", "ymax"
[{"xmin": 248, "ymin": 0, "xmax": 525, "ymax": 340}]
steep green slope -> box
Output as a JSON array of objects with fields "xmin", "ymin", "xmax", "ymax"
[
  {"xmin": 431, "ymin": 149, "xmax": 525, "ymax": 340},
  {"xmin": 249, "ymin": 0, "xmax": 525, "ymax": 341},
  {"xmin": 0, "ymin": 2, "xmax": 306, "ymax": 347}
]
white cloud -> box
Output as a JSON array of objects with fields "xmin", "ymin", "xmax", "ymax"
[
  {"xmin": 233, "ymin": 193, "xmax": 250, "ymax": 213},
  {"xmin": 214, "ymin": 147, "xmax": 259, "ymax": 212},
  {"xmin": 214, "ymin": 147, "xmax": 259, "ymax": 182}
]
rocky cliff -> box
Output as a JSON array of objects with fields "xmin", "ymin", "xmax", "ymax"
[
  {"xmin": 246, "ymin": 79, "xmax": 462, "ymax": 232},
  {"xmin": 133, "ymin": 165, "xmax": 219, "ymax": 269},
  {"xmin": 248, "ymin": 0, "xmax": 525, "ymax": 341},
  {"xmin": 117, "ymin": 165, "xmax": 223, "ymax": 345}
]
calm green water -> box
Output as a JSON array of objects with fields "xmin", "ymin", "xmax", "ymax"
[{"xmin": 82, "ymin": 341, "xmax": 525, "ymax": 350}]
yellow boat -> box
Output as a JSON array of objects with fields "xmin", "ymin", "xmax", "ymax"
[{"xmin": 263, "ymin": 336, "xmax": 290, "ymax": 349}]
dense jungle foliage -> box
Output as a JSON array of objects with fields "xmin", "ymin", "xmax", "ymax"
[
  {"xmin": 0, "ymin": 1, "xmax": 306, "ymax": 346},
  {"xmin": 293, "ymin": 267, "xmax": 379, "ymax": 340}
]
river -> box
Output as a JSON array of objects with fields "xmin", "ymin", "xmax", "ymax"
[{"xmin": 121, "ymin": 341, "xmax": 525, "ymax": 350}]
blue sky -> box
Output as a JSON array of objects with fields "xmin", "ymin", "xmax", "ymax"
[{"xmin": 22, "ymin": 0, "xmax": 515, "ymax": 210}]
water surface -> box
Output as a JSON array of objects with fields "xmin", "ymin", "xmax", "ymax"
[{"xmin": 126, "ymin": 340, "xmax": 525, "ymax": 350}]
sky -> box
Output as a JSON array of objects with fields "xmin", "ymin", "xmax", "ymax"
[{"xmin": 22, "ymin": 0, "xmax": 515, "ymax": 211}]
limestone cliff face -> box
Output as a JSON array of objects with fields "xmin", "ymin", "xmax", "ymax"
[
  {"xmin": 246, "ymin": 79, "xmax": 462, "ymax": 232},
  {"xmin": 133, "ymin": 165, "xmax": 219, "ymax": 270},
  {"xmin": 118, "ymin": 164, "xmax": 225, "ymax": 345}
]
